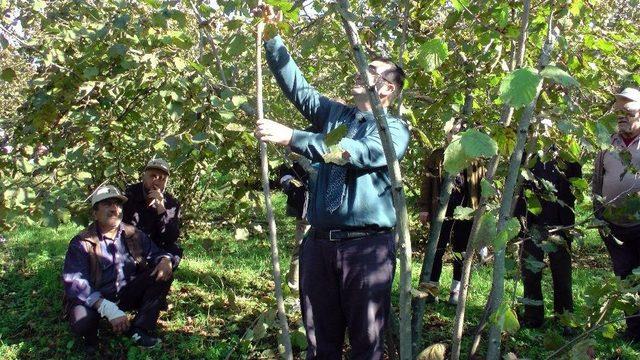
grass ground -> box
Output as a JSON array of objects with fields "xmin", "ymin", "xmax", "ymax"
[{"xmin": 0, "ymin": 195, "xmax": 639, "ymax": 359}]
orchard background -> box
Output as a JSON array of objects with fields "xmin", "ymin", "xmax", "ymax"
[{"xmin": 1, "ymin": 0, "xmax": 639, "ymax": 359}]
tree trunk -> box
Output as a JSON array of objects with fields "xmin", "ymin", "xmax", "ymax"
[
  {"xmin": 485, "ymin": 8, "xmax": 557, "ymax": 359},
  {"xmin": 451, "ymin": 1, "xmax": 532, "ymax": 357},
  {"xmin": 411, "ymin": 89, "xmax": 473, "ymax": 356},
  {"xmin": 335, "ymin": 2, "xmax": 412, "ymax": 359},
  {"xmin": 385, "ymin": 2, "xmax": 412, "ymax": 357},
  {"xmin": 255, "ymin": 21, "xmax": 293, "ymax": 360}
]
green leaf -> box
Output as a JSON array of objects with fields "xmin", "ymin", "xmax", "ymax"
[
  {"xmin": 325, "ymin": 124, "xmax": 348, "ymax": 147},
  {"xmin": 108, "ymin": 44, "xmax": 127, "ymax": 58},
  {"xmin": 231, "ymin": 95, "xmax": 248, "ymax": 107},
  {"xmin": 480, "ymin": 178, "xmax": 496, "ymax": 198},
  {"xmin": 494, "ymin": 218, "xmax": 521, "ymax": 249},
  {"xmin": 569, "ymin": 0, "xmax": 584, "ymax": 16},
  {"xmin": 1, "ymin": 67, "xmax": 16, "ymax": 82},
  {"xmin": 451, "ymin": 0, "xmax": 470, "ymax": 11},
  {"xmin": 82, "ymin": 67, "xmax": 99, "ymax": 79},
  {"xmin": 417, "ymin": 39, "xmax": 448, "ymax": 72},
  {"xmin": 443, "ymin": 129, "xmax": 498, "ymax": 174},
  {"xmin": 540, "ymin": 65, "xmax": 580, "ymax": 87},
  {"xmin": 569, "ymin": 338, "xmax": 596, "ymax": 360},
  {"xmin": 594, "ymin": 39, "xmax": 615, "ymax": 53},
  {"xmin": 114, "ymin": 14, "xmax": 130, "ymax": 29},
  {"xmin": 443, "ymin": 136, "xmax": 465, "ymax": 174},
  {"xmin": 499, "ymin": 67, "xmax": 542, "ymax": 108},
  {"xmin": 167, "ymin": 102, "xmax": 183, "ymax": 121},
  {"xmin": 503, "ymin": 308, "xmax": 520, "ymax": 334},
  {"xmin": 453, "ymin": 206, "xmax": 474, "ymax": 220},
  {"xmin": 601, "ymin": 324, "xmax": 616, "ymax": 339},
  {"xmin": 225, "ymin": 123, "xmax": 246, "ymax": 132},
  {"xmin": 32, "ymin": 0, "xmax": 45, "ymax": 11},
  {"xmin": 462, "ymin": 129, "xmax": 498, "ymax": 158},
  {"xmin": 523, "ymin": 255, "xmax": 545, "ymax": 274},
  {"xmin": 219, "ymin": 110, "xmax": 234, "ymax": 121},
  {"xmin": 525, "ymin": 189, "xmax": 542, "ymax": 215},
  {"xmin": 476, "ymin": 211, "xmax": 497, "ymax": 247}
]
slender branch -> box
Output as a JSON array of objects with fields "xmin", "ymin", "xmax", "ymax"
[
  {"xmin": 455, "ymin": 1, "xmax": 532, "ymax": 356},
  {"xmin": 335, "ymin": 2, "xmax": 412, "ymax": 358},
  {"xmin": 189, "ymin": 0, "xmax": 230, "ymax": 86},
  {"xmin": 395, "ymin": 0, "xmax": 410, "ymax": 116},
  {"xmin": 545, "ymin": 314, "xmax": 640, "ymax": 360},
  {"xmin": 486, "ymin": 4, "xmax": 557, "ymax": 358}
]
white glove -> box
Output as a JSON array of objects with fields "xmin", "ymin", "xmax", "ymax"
[{"xmin": 97, "ymin": 299, "xmax": 126, "ymax": 321}]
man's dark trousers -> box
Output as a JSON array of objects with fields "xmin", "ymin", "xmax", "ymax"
[
  {"xmin": 430, "ymin": 219, "xmax": 471, "ymax": 283},
  {"xmin": 66, "ymin": 268, "xmax": 172, "ymax": 344},
  {"xmin": 299, "ymin": 231, "xmax": 396, "ymax": 360},
  {"xmin": 601, "ymin": 223, "xmax": 640, "ymax": 336},
  {"xmin": 520, "ymin": 230, "xmax": 573, "ymax": 326}
]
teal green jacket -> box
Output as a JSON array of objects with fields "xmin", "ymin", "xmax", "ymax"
[{"xmin": 265, "ymin": 36, "xmax": 410, "ymax": 229}]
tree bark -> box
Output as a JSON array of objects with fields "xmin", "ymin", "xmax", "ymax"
[
  {"xmin": 485, "ymin": 6, "xmax": 557, "ymax": 359},
  {"xmin": 335, "ymin": 2, "xmax": 412, "ymax": 359},
  {"xmin": 452, "ymin": 1, "xmax": 532, "ymax": 357},
  {"xmin": 411, "ymin": 89, "xmax": 474, "ymax": 356},
  {"xmin": 255, "ymin": 21, "xmax": 293, "ymax": 360},
  {"xmin": 385, "ymin": 1, "xmax": 412, "ymax": 357}
]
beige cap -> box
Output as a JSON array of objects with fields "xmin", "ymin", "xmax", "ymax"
[
  {"xmin": 90, "ymin": 185, "xmax": 128, "ymax": 206},
  {"xmin": 144, "ymin": 158, "xmax": 170, "ymax": 175},
  {"xmin": 614, "ymin": 87, "xmax": 640, "ymax": 103}
]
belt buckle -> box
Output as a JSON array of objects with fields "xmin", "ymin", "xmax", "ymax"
[{"xmin": 329, "ymin": 229, "xmax": 340, "ymax": 242}]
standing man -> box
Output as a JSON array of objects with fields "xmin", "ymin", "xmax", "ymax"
[
  {"xmin": 417, "ymin": 120, "xmax": 485, "ymax": 305},
  {"xmin": 123, "ymin": 158, "xmax": 182, "ymax": 268},
  {"xmin": 253, "ymin": 5, "xmax": 410, "ymax": 359},
  {"xmin": 593, "ymin": 87, "xmax": 640, "ymax": 340},
  {"xmin": 62, "ymin": 185, "xmax": 174, "ymax": 354},
  {"xmin": 517, "ymin": 138, "xmax": 581, "ymax": 329}
]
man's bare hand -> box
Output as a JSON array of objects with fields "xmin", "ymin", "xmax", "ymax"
[
  {"xmin": 419, "ymin": 211, "xmax": 430, "ymax": 225},
  {"xmin": 255, "ymin": 119, "xmax": 293, "ymax": 146},
  {"xmin": 147, "ymin": 189, "xmax": 166, "ymax": 214},
  {"xmin": 251, "ymin": 4, "xmax": 282, "ymax": 25},
  {"xmin": 110, "ymin": 315, "xmax": 130, "ymax": 334},
  {"xmin": 150, "ymin": 257, "xmax": 173, "ymax": 281}
]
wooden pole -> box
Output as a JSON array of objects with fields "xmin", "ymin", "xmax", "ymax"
[{"xmin": 255, "ymin": 19, "xmax": 293, "ymax": 360}]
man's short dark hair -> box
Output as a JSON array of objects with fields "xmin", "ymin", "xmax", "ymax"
[{"xmin": 371, "ymin": 56, "xmax": 406, "ymax": 94}]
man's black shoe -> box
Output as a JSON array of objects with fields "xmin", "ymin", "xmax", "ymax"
[{"xmin": 130, "ymin": 328, "xmax": 161, "ymax": 348}]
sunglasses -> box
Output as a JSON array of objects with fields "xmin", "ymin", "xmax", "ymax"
[
  {"xmin": 614, "ymin": 109, "xmax": 639, "ymax": 118},
  {"xmin": 354, "ymin": 65, "xmax": 395, "ymax": 87}
]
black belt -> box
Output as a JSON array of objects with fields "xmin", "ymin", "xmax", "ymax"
[{"xmin": 311, "ymin": 227, "xmax": 392, "ymax": 242}]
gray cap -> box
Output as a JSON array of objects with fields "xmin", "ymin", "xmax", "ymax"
[
  {"xmin": 144, "ymin": 158, "xmax": 170, "ymax": 175},
  {"xmin": 90, "ymin": 185, "xmax": 127, "ymax": 206},
  {"xmin": 614, "ymin": 87, "xmax": 640, "ymax": 103}
]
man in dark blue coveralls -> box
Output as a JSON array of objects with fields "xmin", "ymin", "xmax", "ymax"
[{"xmin": 253, "ymin": 5, "xmax": 410, "ymax": 359}]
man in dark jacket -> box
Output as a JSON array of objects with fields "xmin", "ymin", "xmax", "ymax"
[
  {"xmin": 123, "ymin": 158, "xmax": 182, "ymax": 267},
  {"xmin": 417, "ymin": 121, "xmax": 486, "ymax": 305},
  {"xmin": 517, "ymin": 141, "xmax": 581, "ymax": 329},
  {"xmin": 62, "ymin": 185, "xmax": 175, "ymax": 354}
]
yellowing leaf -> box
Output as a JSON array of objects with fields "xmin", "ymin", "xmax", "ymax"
[{"xmin": 416, "ymin": 343, "xmax": 447, "ymax": 360}]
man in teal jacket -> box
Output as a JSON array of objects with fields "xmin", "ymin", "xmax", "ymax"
[{"xmin": 254, "ymin": 5, "xmax": 410, "ymax": 359}]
